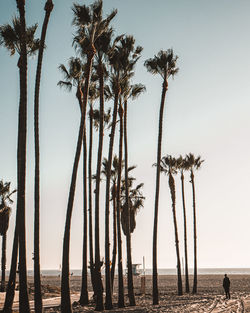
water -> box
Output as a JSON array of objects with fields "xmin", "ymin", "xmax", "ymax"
[{"xmin": 21, "ymin": 268, "xmax": 250, "ymax": 277}]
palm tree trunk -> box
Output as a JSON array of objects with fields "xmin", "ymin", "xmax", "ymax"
[
  {"xmin": 169, "ymin": 174, "xmax": 182, "ymax": 296},
  {"xmin": 1, "ymin": 233, "xmax": 6, "ymax": 292},
  {"xmin": 181, "ymin": 173, "xmax": 189, "ymax": 293},
  {"xmin": 123, "ymin": 100, "xmax": 135, "ymax": 305},
  {"xmin": 34, "ymin": 2, "xmax": 54, "ymax": 312},
  {"xmin": 16, "ymin": 1, "xmax": 30, "ymax": 311},
  {"xmin": 153, "ymin": 79, "xmax": 167, "ymax": 305},
  {"xmin": 2, "ymin": 224, "xmax": 18, "ymax": 312},
  {"xmin": 61, "ymin": 51, "xmax": 94, "ymax": 313},
  {"xmin": 191, "ymin": 171, "xmax": 197, "ymax": 294},
  {"xmin": 94, "ymin": 65, "xmax": 105, "ymax": 311},
  {"xmin": 116, "ymin": 100, "xmax": 125, "ymax": 308},
  {"xmin": 88, "ymin": 105, "xmax": 95, "ymax": 294},
  {"xmin": 61, "ymin": 114, "xmax": 84, "ymax": 313},
  {"xmin": 110, "ymin": 185, "xmax": 117, "ymax": 291},
  {"xmin": 79, "ymin": 128, "xmax": 88, "ymax": 305},
  {"xmin": 104, "ymin": 91, "xmax": 119, "ymax": 308}
]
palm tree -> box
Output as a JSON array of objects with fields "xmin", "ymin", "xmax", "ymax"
[
  {"xmin": 58, "ymin": 57, "xmax": 86, "ymax": 313},
  {"xmin": 73, "ymin": 3, "xmax": 116, "ymax": 310},
  {"xmin": 93, "ymin": 28, "xmax": 117, "ymax": 311},
  {"xmin": 117, "ymin": 36, "xmax": 143, "ymax": 306},
  {"xmin": 120, "ymin": 172, "xmax": 145, "ymax": 237},
  {"xmin": 103, "ymin": 35, "xmax": 128, "ymax": 308},
  {"xmin": 0, "ymin": 181, "xmax": 16, "ymax": 292},
  {"xmin": 159, "ymin": 155, "xmax": 182, "ymax": 295},
  {"xmin": 33, "ymin": 1, "xmax": 54, "ymax": 312},
  {"xmin": 144, "ymin": 49, "xmax": 178, "ymax": 304},
  {"xmin": 176, "ymin": 155, "xmax": 190, "ymax": 293},
  {"xmin": 0, "ymin": 14, "xmax": 40, "ymax": 312},
  {"xmin": 185, "ymin": 153, "xmax": 204, "ymax": 294}
]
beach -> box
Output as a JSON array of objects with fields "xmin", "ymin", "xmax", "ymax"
[{"xmin": 2, "ymin": 274, "xmax": 250, "ymax": 312}]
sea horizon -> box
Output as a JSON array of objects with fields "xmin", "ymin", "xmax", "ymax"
[{"xmin": 15, "ymin": 267, "xmax": 250, "ymax": 277}]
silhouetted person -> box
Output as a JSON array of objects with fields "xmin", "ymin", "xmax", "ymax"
[{"xmin": 223, "ymin": 274, "xmax": 230, "ymax": 299}]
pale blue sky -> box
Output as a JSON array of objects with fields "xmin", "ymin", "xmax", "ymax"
[{"xmin": 1, "ymin": 0, "xmax": 250, "ymax": 271}]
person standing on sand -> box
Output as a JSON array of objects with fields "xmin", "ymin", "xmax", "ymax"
[{"xmin": 223, "ymin": 274, "xmax": 230, "ymax": 299}]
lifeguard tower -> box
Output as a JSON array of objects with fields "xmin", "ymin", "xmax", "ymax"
[{"xmin": 131, "ymin": 264, "xmax": 141, "ymax": 276}]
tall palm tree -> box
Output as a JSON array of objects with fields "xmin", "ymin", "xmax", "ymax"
[
  {"xmin": 185, "ymin": 153, "xmax": 204, "ymax": 294},
  {"xmin": 73, "ymin": 3, "xmax": 116, "ymax": 310},
  {"xmin": 144, "ymin": 49, "xmax": 178, "ymax": 304},
  {"xmin": 0, "ymin": 181, "xmax": 16, "ymax": 292},
  {"xmin": 58, "ymin": 57, "xmax": 86, "ymax": 313},
  {"xmin": 117, "ymin": 36, "xmax": 143, "ymax": 306},
  {"xmin": 176, "ymin": 155, "xmax": 190, "ymax": 293},
  {"xmin": 123, "ymin": 84, "xmax": 145, "ymax": 305},
  {"xmin": 93, "ymin": 28, "xmax": 117, "ymax": 311},
  {"xmin": 160, "ymin": 155, "xmax": 182, "ymax": 295},
  {"xmin": 0, "ymin": 15, "xmax": 40, "ymax": 312},
  {"xmin": 103, "ymin": 34, "xmax": 128, "ymax": 308},
  {"xmin": 33, "ymin": 1, "xmax": 54, "ymax": 312}
]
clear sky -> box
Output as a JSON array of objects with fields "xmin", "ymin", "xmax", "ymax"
[{"xmin": 1, "ymin": 0, "xmax": 250, "ymax": 271}]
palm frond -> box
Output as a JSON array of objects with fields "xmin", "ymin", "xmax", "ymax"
[{"xmin": 57, "ymin": 80, "xmax": 73, "ymax": 92}]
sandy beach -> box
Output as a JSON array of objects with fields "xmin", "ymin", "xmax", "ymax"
[{"xmin": 2, "ymin": 274, "xmax": 250, "ymax": 312}]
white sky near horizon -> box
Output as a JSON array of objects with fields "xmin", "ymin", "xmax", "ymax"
[{"xmin": 1, "ymin": 0, "xmax": 250, "ymax": 272}]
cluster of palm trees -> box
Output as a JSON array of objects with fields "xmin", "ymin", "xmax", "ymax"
[
  {"xmin": 157, "ymin": 154, "xmax": 204, "ymax": 297},
  {"xmin": 147, "ymin": 46, "xmax": 205, "ymax": 304},
  {"xmin": 58, "ymin": 2, "xmax": 147, "ymax": 311},
  {"xmin": 0, "ymin": 0, "xmax": 204, "ymax": 312}
]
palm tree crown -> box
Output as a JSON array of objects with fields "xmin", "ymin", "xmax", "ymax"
[
  {"xmin": 0, "ymin": 17, "xmax": 40, "ymax": 58},
  {"xmin": 185, "ymin": 153, "xmax": 204, "ymax": 173},
  {"xmin": 72, "ymin": 0, "xmax": 117, "ymax": 58},
  {"xmin": 144, "ymin": 49, "xmax": 178, "ymax": 81}
]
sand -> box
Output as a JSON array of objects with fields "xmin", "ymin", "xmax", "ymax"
[{"xmin": 2, "ymin": 274, "xmax": 250, "ymax": 312}]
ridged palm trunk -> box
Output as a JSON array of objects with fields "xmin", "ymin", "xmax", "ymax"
[
  {"xmin": 153, "ymin": 79, "xmax": 168, "ymax": 305},
  {"xmin": 181, "ymin": 172, "xmax": 189, "ymax": 293},
  {"xmin": 110, "ymin": 184, "xmax": 117, "ymax": 291},
  {"xmin": 79, "ymin": 129, "xmax": 88, "ymax": 305},
  {"xmin": 94, "ymin": 65, "xmax": 105, "ymax": 311},
  {"xmin": 1, "ymin": 233, "xmax": 6, "ymax": 291},
  {"xmin": 104, "ymin": 91, "xmax": 119, "ymax": 301},
  {"xmin": 116, "ymin": 100, "xmax": 125, "ymax": 308},
  {"xmin": 168, "ymin": 173, "xmax": 182, "ymax": 296},
  {"xmin": 123, "ymin": 100, "xmax": 135, "ymax": 305},
  {"xmin": 34, "ymin": 1, "xmax": 54, "ymax": 312},
  {"xmin": 191, "ymin": 170, "xmax": 197, "ymax": 294},
  {"xmin": 61, "ymin": 51, "xmax": 94, "ymax": 313},
  {"xmin": 88, "ymin": 106, "xmax": 95, "ymax": 293},
  {"xmin": 16, "ymin": 1, "xmax": 30, "ymax": 311},
  {"xmin": 2, "ymin": 224, "xmax": 18, "ymax": 312}
]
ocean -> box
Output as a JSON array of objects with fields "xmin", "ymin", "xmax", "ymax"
[{"xmin": 21, "ymin": 268, "xmax": 250, "ymax": 277}]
